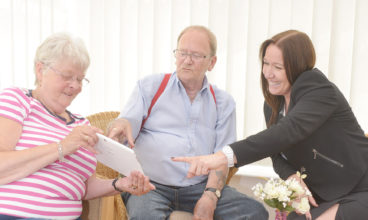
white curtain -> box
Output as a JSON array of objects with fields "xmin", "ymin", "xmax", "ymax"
[{"xmin": 1, "ymin": 0, "xmax": 368, "ymax": 171}]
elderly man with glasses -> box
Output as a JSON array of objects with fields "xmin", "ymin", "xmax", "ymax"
[{"xmin": 107, "ymin": 25, "xmax": 268, "ymax": 220}]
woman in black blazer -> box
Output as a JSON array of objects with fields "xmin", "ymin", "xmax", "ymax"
[{"xmin": 173, "ymin": 30, "xmax": 368, "ymax": 219}]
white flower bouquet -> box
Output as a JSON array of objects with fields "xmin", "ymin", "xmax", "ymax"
[{"xmin": 252, "ymin": 174, "xmax": 311, "ymax": 215}]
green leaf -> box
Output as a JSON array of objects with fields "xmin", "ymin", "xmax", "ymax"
[
  {"xmin": 264, "ymin": 199, "xmax": 295, "ymax": 212},
  {"xmin": 285, "ymin": 206, "xmax": 294, "ymax": 212},
  {"xmin": 264, "ymin": 199, "xmax": 275, "ymax": 208}
]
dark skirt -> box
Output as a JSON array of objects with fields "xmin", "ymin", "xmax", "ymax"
[{"xmin": 288, "ymin": 169, "xmax": 368, "ymax": 220}]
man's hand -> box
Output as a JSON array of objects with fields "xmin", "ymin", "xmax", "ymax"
[
  {"xmin": 107, "ymin": 118, "xmax": 135, "ymax": 148},
  {"xmin": 193, "ymin": 191, "xmax": 217, "ymax": 220}
]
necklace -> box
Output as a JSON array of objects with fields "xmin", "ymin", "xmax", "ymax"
[{"xmin": 30, "ymin": 90, "xmax": 72, "ymax": 123}]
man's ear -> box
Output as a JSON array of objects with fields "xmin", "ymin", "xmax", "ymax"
[{"xmin": 207, "ymin": 55, "xmax": 217, "ymax": 71}]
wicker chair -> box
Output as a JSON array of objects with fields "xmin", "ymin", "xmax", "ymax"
[
  {"xmin": 81, "ymin": 111, "xmax": 238, "ymax": 220},
  {"xmin": 81, "ymin": 111, "xmax": 127, "ymax": 220}
]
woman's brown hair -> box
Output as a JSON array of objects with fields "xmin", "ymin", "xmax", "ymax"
[{"xmin": 260, "ymin": 30, "xmax": 316, "ymax": 126}]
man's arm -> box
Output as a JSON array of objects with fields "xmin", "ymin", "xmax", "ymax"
[
  {"xmin": 193, "ymin": 165, "xmax": 228, "ymax": 220},
  {"xmin": 193, "ymin": 89, "xmax": 235, "ymax": 219},
  {"xmin": 206, "ymin": 165, "xmax": 228, "ymax": 200},
  {"xmin": 107, "ymin": 118, "xmax": 136, "ymax": 148}
]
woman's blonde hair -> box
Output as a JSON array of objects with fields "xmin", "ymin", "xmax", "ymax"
[{"xmin": 34, "ymin": 32, "xmax": 90, "ymax": 85}]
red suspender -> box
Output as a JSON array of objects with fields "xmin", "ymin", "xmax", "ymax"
[
  {"xmin": 141, "ymin": 73, "xmax": 216, "ymax": 129},
  {"xmin": 141, "ymin": 73, "xmax": 171, "ymax": 129},
  {"xmin": 209, "ymin": 85, "xmax": 217, "ymax": 105}
]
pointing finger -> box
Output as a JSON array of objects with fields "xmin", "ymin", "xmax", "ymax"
[{"xmin": 171, "ymin": 156, "xmax": 192, "ymax": 163}]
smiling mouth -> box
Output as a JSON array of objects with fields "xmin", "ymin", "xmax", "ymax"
[{"xmin": 268, "ymin": 81, "xmax": 280, "ymax": 86}]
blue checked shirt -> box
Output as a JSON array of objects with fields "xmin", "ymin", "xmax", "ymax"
[{"xmin": 119, "ymin": 72, "xmax": 236, "ymax": 186}]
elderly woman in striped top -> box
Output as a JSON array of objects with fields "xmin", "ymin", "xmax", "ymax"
[{"xmin": 0, "ymin": 33, "xmax": 155, "ymax": 219}]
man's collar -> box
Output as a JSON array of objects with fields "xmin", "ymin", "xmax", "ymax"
[{"xmin": 173, "ymin": 71, "xmax": 210, "ymax": 92}]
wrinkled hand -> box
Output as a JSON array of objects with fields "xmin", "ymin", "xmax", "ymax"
[
  {"xmin": 172, "ymin": 151, "xmax": 228, "ymax": 178},
  {"xmin": 193, "ymin": 192, "xmax": 217, "ymax": 220},
  {"xmin": 107, "ymin": 118, "xmax": 135, "ymax": 148},
  {"xmin": 116, "ymin": 171, "xmax": 155, "ymax": 196},
  {"xmin": 61, "ymin": 125, "xmax": 103, "ymax": 155},
  {"xmin": 288, "ymin": 174, "xmax": 317, "ymax": 219}
]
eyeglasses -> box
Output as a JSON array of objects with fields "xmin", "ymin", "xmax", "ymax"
[
  {"xmin": 46, "ymin": 65, "xmax": 90, "ymax": 86},
  {"xmin": 173, "ymin": 49, "xmax": 209, "ymax": 62}
]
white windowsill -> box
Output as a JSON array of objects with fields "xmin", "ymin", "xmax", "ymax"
[{"xmin": 236, "ymin": 164, "xmax": 279, "ymax": 178}]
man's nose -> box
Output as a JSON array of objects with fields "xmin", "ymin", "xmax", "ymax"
[{"xmin": 183, "ymin": 54, "xmax": 194, "ymax": 63}]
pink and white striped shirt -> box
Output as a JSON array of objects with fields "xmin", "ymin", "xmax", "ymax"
[{"xmin": 0, "ymin": 87, "xmax": 97, "ymax": 219}]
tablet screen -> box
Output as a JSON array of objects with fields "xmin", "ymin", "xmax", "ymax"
[{"xmin": 95, "ymin": 133, "xmax": 144, "ymax": 176}]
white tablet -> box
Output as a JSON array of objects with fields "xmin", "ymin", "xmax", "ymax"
[{"xmin": 95, "ymin": 133, "xmax": 144, "ymax": 176}]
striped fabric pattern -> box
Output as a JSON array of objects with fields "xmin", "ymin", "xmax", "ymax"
[{"xmin": 0, "ymin": 87, "xmax": 96, "ymax": 219}]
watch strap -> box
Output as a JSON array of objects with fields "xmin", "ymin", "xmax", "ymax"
[
  {"xmin": 112, "ymin": 178, "xmax": 124, "ymax": 192},
  {"xmin": 204, "ymin": 187, "xmax": 221, "ymax": 199}
]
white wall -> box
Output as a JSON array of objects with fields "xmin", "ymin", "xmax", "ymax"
[{"xmin": 1, "ymin": 0, "xmax": 368, "ymax": 172}]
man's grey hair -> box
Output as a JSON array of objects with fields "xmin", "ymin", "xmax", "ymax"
[{"xmin": 177, "ymin": 25, "xmax": 217, "ymax": 56}]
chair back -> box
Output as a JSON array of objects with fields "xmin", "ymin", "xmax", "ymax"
[
  {"xmin": 87, "ymin": 111, "xmax": 121, "ymax": 178},
  {"xmin": 82, "ymin": 111, "xmax": 127, "ymax": 220},
  {"xmin": 87, "ymin": 111, "xmax": 120, "ymax": 133},
  {"xmin": 226, "ymin": 167, "xmax": 238, "ymax": 184}
]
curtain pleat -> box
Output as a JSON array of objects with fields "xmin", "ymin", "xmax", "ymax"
[{"xmin": 1, "ymin": 0, "xmax": 368, "ymax": 170}]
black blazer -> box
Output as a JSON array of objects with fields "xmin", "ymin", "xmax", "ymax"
[{"xmin": 230, "ymin": 68, "xmax": 368, "ymax": 201}]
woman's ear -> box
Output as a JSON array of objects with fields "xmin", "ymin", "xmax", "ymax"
[{"xmin": 35, "ymin": 62, "xmax": 44, "ymax": 85}]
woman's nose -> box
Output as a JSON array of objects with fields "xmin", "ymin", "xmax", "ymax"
[
  {"xmin": 68, "ymin": 78, "xmax": 82, "ymax": 88},
  {"xmin": 263, "ymin": 66, "xmax": 273, "ymax": 78}
]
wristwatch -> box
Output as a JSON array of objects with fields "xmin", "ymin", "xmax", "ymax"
[
  {"xmin": 112, "ymin": 178, "xmax": 124, "ymax": 192},
  {"xmin": 205, "ymin": 187, "xmax": 221, "ymax": 199}
]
